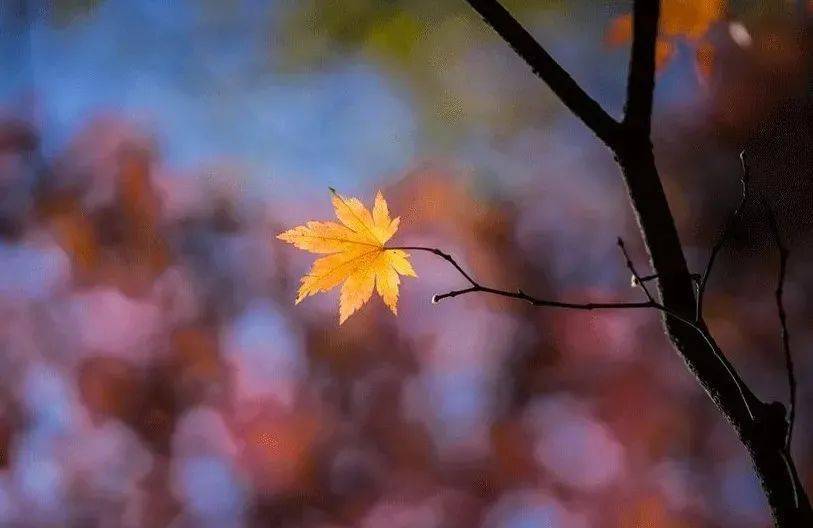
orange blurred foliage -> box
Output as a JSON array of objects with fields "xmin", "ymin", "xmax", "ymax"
[
  {"xmin": 619, "ymin": 493, "xmax": 692, "ymax": 528},
  {"xmin": 605, "ymin": 0, "xmax": 725, "ymax": 77},
  {"xmin": 237, "ymin": 405, "xmax": 325, "ymax": 495},
  {"xmin": 660, "ymin": 0, "xmax": 724, "ymax": 39},
  {"xmin": 695, "ymin": 41, "xmax": 716, "ymax": 83},
  {"xmin": 394, "ymin": 165, "xmax": 520, "ymax": 292}
]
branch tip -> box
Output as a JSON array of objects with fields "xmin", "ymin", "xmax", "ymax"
[{"xmin": 697, "ymin": 150, "xmax": 751, "ymax": 321}]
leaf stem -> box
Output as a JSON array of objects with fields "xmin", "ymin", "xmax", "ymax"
[
  {"xmin": 390, "ymin": 242, "xmax": 756, "ymax": 420},
  {"xmin": 392, "ymin": 245, "xmax": 692, "ymax": 320}
]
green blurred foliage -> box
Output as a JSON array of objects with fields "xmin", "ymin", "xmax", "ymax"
[{"xmin": 276, "ymin": 0, "xmax": 569, "ymax": 145}]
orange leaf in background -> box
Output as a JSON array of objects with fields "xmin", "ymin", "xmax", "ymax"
[
  {"xmin": 695, "ymin": 41, "xmax": 715, "ymax": 82},
  {"xmin": 605, "ymin": 14, "xmax": 673, "ymax": 71},
  {"xmin": 605, "ymin": 0, "xmax": 725, "ymax": 42},
  {"xmin": 278, "ymin": 189, "xmax": 416, "ymax": 324},
  {"xmin": 604, "ymin": 13, "xmax": 632, "ymax": 47},
  {"xmin": 660, "ymin": 0, "xmax": 724, "ymax": 39},
  {"xmin": 655, "ymin": 39, "xmax": 675, "ymax": 70},
  {"xmin": 604, "ymin": 0, "xmax": 724, "ymax": 75},
  {"xmin": 619, "ymin": 494, "xmax": 689, "ymax": 528}
]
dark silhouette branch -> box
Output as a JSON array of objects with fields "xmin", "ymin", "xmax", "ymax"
[
  {"xmin": 462, "ymin": 0, "xmax": 620, "ymax": 148},
  {"xmin": 633, "ymin": 273, "xmax": 658, "ymax": 284},
  {"xmin": 391, "ymin": 246, "xmax": 654, "ymax": 310},
  {"xmin": 397, "ymin": 243, "xmax": 756, "ymax": 425},
  {"xmin": 393, "ymin": 245, "xmax": 725, "ymax": 346},
  {"xmin": 764, "ymin": 202, "xmax": 796, "ymax": 452},
  {"xmin": 696, "ymin": 150, "xmax": 750, "ymax": 320},
  {"xmin": 434, "ymin": 286, "xmax": 656, "ymax": 311},
  {"xmin": 618, "ymin": 236, "xmax": 757, "ymax": 420},
  {"xmin": 617, "ymin": 237, "xmax": 657, "ymax": 303},
  {"xmin": 458, "ymin": 0, "xmax": 811, "ymax": 524},
  {"xmin": 624, "ymin": 0, "xmax": 660, "ymax": 137},
  {"xmin": 633, "ymin": 273, "xmax": 700, "ymax": 286},
  {"xmin": 396, "ymin": 246, "xmax": 478, "ymax": 287},
  {"xmin": 618, "ymin": 3, "xmax": 811, "ymax": 514}
]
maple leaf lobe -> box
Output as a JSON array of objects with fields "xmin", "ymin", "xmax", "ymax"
[{"xmin": 277, "ymin": 189, "xmax": 416, "ymax": 324}]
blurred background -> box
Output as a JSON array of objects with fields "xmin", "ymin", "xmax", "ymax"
[{"xmin": 0, "ymin": 0, "xmax": 811, "ymax": 526}]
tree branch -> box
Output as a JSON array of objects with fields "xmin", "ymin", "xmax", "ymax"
[
  {"xmin": 624, "ymin": 0, "xmax": 660, "ymax": 137},
  {"xmin": 696, "ymin": 150, "xmax": 750, "ymax": 320},
  {"xmin": 618, "ymin": 237, "xmax": 757, "ymax": 420},
  {"xmin": 764, "ymin": 202, "xmax": 796, "ymax": 451},
  {"xmin": 398, "ymin": 243, "xmax": 760, "ymax": 425},
  {"xmin": 394, "ymin": 245, "xmax": 723, "ymax": 344},
  {"xmin": 434, "ymin": 285, "xmax": 655, "ymax": 311},
  {"xmin": 611, "ymin": 0, "xmax": 765, "ymax": 432},
  {"xmin": 393, "ymin": 245, "xmax": 657, "ymax": 311},
  {"xmin": 617, "ymin": 236, "xmax": 657, "ymax": 303},
  {"xmin": 462, "ymin": 0, "xmax": 621, "ymax": 148},
  {"xmin": 458, "ymin": 0, "xmax": 812, "ymax": 523}
]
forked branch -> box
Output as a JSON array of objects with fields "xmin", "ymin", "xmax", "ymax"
[
  {"xmin": 459, "ymin": 0, "xmax": 811, "ymax": 523},
  {"xmin": 696, "ymin": 150, "xmax": 750, "ymax": 320},
  {"xmin": 393, "ymin": 244, "xmax": 713, "ymax": 336},
  {"xmin": 463, "ymin": 0, "xmax": 621, "ymax": 147},
  {"xmin": 392, "ymin": 245, "xmax": 655, "ymax": 311}
]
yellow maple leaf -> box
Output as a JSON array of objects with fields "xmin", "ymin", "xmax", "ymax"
[{"xmin": 277, "ymin": 189, "xmax": 417, "ymax": 324}]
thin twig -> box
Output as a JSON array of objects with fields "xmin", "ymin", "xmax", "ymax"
[
  {"xmin": 624, "ymin": 0, "xmax": 660, "ymax": 137},
  {"xmin": 390, "ymin": 246, "xmax": 478, "ymax": 287},
  {"xmin": 433, "ymin": 285, "xmax": 656, "ymax": 310},
  {"xmin": 462, "ymin": 0, "xmax": 621, "ymax": 148},
  {"xmin": 780, "ymin": 451, "xmax": 801, "ymax": 508},
  {"xmin": 633, "ymin": 273, "xmax": 701, "ymax": 286},
  {"xmin": 390, "ymin": 245, "xmax": 731, "ymax": 356},
  {"xmin": 404, "ymin": 240, "xmax": 754, "ymax": 422},
  {"xmin": 764, "ymin": 201, "xmax": 796, "ymax": 451},
  {"xmin": 392, "ymin": 245, "xmax": 658, "ymax": 311},
  {"xmin": 634, "ymin": 273, "xmax": 658, "ymax": 285},
  {"xmin": 696, "ymin": 150, "xmax": 750, "ymax": 321},
  {"xmin": 617, "ymin": 237, "xmax": 756, "ymax": 420},
  {"xmin": 617, "ymin": 237, "xmax": 656, "ymax": 303}
]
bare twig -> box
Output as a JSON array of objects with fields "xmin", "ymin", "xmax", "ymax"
[
  {"xmin": 624, "ymin": 0, "xmax": 660, "ymax": 137},
  {"xmin": 433, "ymin": 285, "xmax": 656, "ymax": 310},
  {"xmin": 462, "ymin": 0, "xmax": 620, "ymax": 147},
  {"xmin": 393, "ymin": 245, "xmax": 687, "ymax": 310},
  {"xmin": 617, "ymin": 237, "xmax": 657, "ymax": 303},
  {"xmin": 763, "ymin": 202, "xmax": 796, "ymax": 451},
  {"xmin": 395, "ymin": 242, "xmax": 753, "ymax": 423},
  {"xmin": 696, "ymin": 150, "xmax": 750, "ymax": 321},
  {"xmin": 633, "ymin": 273, "xmax": 658, "ymax": 285},
  {"xmin": 633, "ymin": 273, "xmax": 701, "ymax": 286},
  {"xmin": 616, "ymin": 238, "xmax": 756, "ymax": 421},
  {"xmin": 391, "ymin": 246, "xmax": 654, "ymax": 310},
  {"xmin": 391, "ymin": 244, "xmax": 728, "ymax": 356}
]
